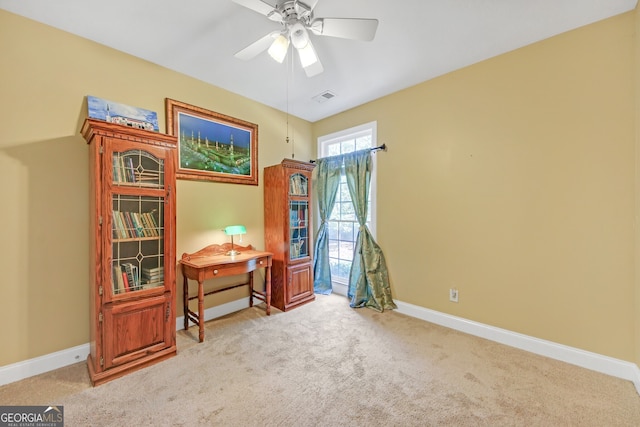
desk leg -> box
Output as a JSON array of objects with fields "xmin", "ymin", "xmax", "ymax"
[
  {"xmin": 249, "ymin": 272, "xmax": 254, "ymax": 308},
  {"xmin": 183, "ymin": 274, "xmax": 189, "ymax": 331},
  {"xmin": 198, "ymin": 280, "xmax": 205, "ymax": 343},
  {"xmin": 265, "ymin": 265, "xmax": 271, "ymax": 316}
]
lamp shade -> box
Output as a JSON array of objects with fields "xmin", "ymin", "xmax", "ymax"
[
  {"xmin": 224, "ymin": 225, "xmax": 246, "ymax": 236},
  {"xmin": 290, "ymin": 23, "xmax": 309, "ymax": 49},
  {"xmin": 297, "ymin": 41, "xmax": 318, "ymax": 68},
  {"xmin": 268, "ymin": 34, "xmax": 289, "ymax": 63}
]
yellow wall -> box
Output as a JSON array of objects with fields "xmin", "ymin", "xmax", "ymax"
[
  {"xmin": 635, "ymin": 6, "xmax": 640, "ymax": 366},
  {"xmin": 0, "ymin": 6, "xmax": 638, "ymax": 368},
  {"xmin": 0, "ymin": 10, "xmax": 313, "ymax": 367},
  {"xmin": 315, "ymin": 11, "xmax": 637, "ymax": 361}
]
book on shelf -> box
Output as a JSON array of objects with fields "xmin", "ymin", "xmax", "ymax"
[
  {"xmin": 130, "ymin": 212, "xmax": 145, "ymax": 237},
  {"xmin": 113, "ymin": 210, "xmax": 162, "ymax": 239},
  {"xmin": 141, "ymin": 264, "xmax": 164, "ymax": 285},
  {"xmin": 140, "ymin": 212, "xmax": 157, "ymax": 237},
  {"xmin": 113, "ymin": 153, "xmax": 160, "ymax": 185},
  {"xmin": 141, "ymin": 276, "xmax": 164, "ymax": 284},
  {"xmin": 148, "ymin": 210, "xmax": 159, "ymax": 227},
  {"xmin": 132, "ymin": 212, "xmax": 143, "ymax": 237},
  {"xmin": 142, "ymin": 271, "xmax": 163, "ymax": 283},
  {"xmin": 113, "ymin": 210, "xmax": 131, "ymax": 239},
  {"xmin": 130, "ymin": 212, "xmax": 146, "ymax": 237},
  {"xmin": 141, "ymin": 280, "xmax": 164, "ymax": 289},
  {"xmin": 137, "ymin": 213, "xmax": 149, "ymax": 237},
  {"xmin": 124, "ymin": 212, "xmax": 135, "ymax": 236},
  {"xmin": 122, "ymin": 271, "xmax": 131, "ymax": 292},
  {"xmin": 117, "ymin": 211, "xmax": 126, "ymax": 238},
  {"xmin": 147, "ymin": 210, "xmax": 161, "ymax": 236},
  {"xmin": 141, "ymin": 278, "xmax": 164, "ymax": 288},
  {"xmin": 112, "ymin": 211, "xmax": 122, "ymax": 239},
  {"xmin": 126, "ymin": 157, "xmax": 136, "ymax": 183},
  {"xmin": 112, "ymin": 157, "xmax": 121, "ymax": 183},
  {"xmin": 142, "ymin": 273, "xmax": 163, "ymax": 280},
  {"xmin": 121, "ymin": 263, "xmax": 140, "ymax": 291},
  {"xmin": 112, "ymin": 265, "xmax": 125, "ymax": 294},
  {"xmin": 142, "ymin": 266, "xmax": 163, "ymax": 275},
  {"xmin": 113, "ymin": 155, "xmax": 129, "ymax": 184},
  {"xmin": 290, "ymin": 239, "xmax": 305, "ymax": 258},
  {"xmin": 290, "ymin": 174, "xmax": 307, "ymax": 196},
  {"xmin": 138, "ymin": 215, "xmax": 148, "ymax": 237},
  {"xmin": 121, "ymin": 211, "xmax": 133, "ymax": 237},
  {"xmin": 117, "ymin": 211, "xmax": 129, "ymax": 238},
  {"xmin": 134, "ymin": 171, "xmax": 160, "ymax": 182}
]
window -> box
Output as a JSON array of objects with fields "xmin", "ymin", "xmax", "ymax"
[{"xmin": 317, "ymin": 122, "xmax": 376, "ymax": 288}]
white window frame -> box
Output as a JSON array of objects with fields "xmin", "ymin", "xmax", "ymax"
[{"xmin": 317, "ymin": 121, "xmax": 377, "ymax": 293}]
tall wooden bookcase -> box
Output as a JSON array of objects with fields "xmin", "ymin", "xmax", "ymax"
[
  {"xmin": 264, "ymin": 159, "xmax": 316, "ymax": 312},
  {"xmin": 82, "ymin": 118, "xmax": 177, "ymax": 386}
]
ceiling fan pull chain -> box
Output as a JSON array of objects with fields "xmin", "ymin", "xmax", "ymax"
[{"xmin": 286, "ymin": 51, "xmax": 295, "ymax": 159}]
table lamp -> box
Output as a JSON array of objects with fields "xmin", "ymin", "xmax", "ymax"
[{"xmin": 224, "ymin": 225, "xmax": 246, "ymax": 256}]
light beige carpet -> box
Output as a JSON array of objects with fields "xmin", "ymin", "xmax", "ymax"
[{"xmin": 1, "ymin": 294, "xmax": 639, "ymax": 426}]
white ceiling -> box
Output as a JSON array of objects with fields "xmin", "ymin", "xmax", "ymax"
[{"xmin": 1, "ymin": 0, "xmax": 636, "ymax": 122}]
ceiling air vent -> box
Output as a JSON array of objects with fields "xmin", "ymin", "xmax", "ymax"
[{"xmin": 312, "ymin": 90, "xmax": 337, "ymax": 104}]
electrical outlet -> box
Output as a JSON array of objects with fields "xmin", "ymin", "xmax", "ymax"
[{"xmin": 449, "ymin": 288, "xmax": 459, "ymax": 303}]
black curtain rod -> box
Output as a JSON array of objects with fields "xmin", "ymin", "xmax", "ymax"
[{"xmin": 310, "ymin": 144, "xmax": 387, "ymax": 163}]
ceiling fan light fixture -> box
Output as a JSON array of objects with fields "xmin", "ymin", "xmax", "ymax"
[
  {"xmin": 297, "ymin": 41, "xmax": 318, "ymax": 68},
  {"xmin": 290, "ymin": 23, "xmax": 309, "ymax": 49},
  {"xmin": 232, "ymin": 0, "xmax": 378, "ymax": 77},
  {"xmin": 268, "ymin": 34, "xmax": 290, "ymax": 63}
]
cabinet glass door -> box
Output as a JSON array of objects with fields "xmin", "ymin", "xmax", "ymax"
[
  {"xmin": 289, "ymin": 200, "xmax": 309, "ymax": 260},
  {"xmin": 112, "ymin": 149, "xmax": 165, "ymax": 188},
  {"xmin": 289, "ymin": 173, "xmax": 308, "ymax": 196},
  {"xmin": 110, "ymin": 149, "xmax": 166, "ymax": 296},
  {"xmin": 288, "ymin": 173, "xmax": 309, "ymax": 261}
]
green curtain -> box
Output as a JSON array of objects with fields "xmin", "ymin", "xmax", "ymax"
[
  {"xmin": 312, "ymin": 156, "xmax": 342, "ymax": 294},
  {"xmin": 344, "ymin": 150, "xmax": 397, "ymax": 312}
]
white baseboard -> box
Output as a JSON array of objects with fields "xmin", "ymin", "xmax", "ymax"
[
  {"xmin": 395, "ymin": 299, "xmax": 640, "ymax": 395},
  {"xmin": 0, "ymin": 298, "xmax": 253, "ymax": 387},
  {"xmin": 0, "ymin": 343, "xmax": 90, "ymax": 387},
  {"xmin": 175, "ymin": 296, "xmax": 254, "ymax": 331},
  {"xmin": 3, "ymin": 296, "xmax": 639, "ymax": 397},
  {"xmin": 330, "ymin": 282, "xmax": 348, "ymax": 297}
]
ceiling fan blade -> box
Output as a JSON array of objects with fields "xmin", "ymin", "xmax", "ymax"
[
  {"xmin": 232, "ymin": 0, "xmax": 275, "ymax": 17},
  {"xmin": 294, "ymin": 0, "xmax": 318, "ymax": 17},
  {"xmin": 310, "ymin": 18, "xmax": 379, "ymax": 41},
  {"xmin": 305, "ymin": 0, "xmax": 319, "ymax": 10},
  {"xmin": 234, "ymin": 31, "xmax": 279, "ymax": 61}
]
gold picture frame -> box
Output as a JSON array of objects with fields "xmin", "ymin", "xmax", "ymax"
[{"xmin": 165, "ymin": 99, "xmax": 258, "ymax": 185}]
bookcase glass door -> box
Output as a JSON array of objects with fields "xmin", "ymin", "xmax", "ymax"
[
  {"xmin": 289, "ymin": 173, "xmax": 309, "ymax": 261},
  {"xmin": 289, "ymin": 173, "xmax": 308, "ymax": 196},
  {"xmin": 113, "ymin": 149, "xmax": 165, "ymax": 188},
  {"xmin": 110, "ymin": 149, "xmax": 166, "ymax": 296},
  {"xmin": 289, "ymin": 200, "xmax": 309, "ymax": 260}
]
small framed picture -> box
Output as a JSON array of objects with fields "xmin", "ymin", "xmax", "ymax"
[
  {"xmin": 165, "ymin": 99, "xmax": 258, "ymax": 185},
  {"xmin": 88, "ymin": 95, "xmax": 159, "ymax": 131}
]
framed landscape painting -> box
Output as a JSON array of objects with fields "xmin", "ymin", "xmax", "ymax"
[
  {"xmin": 87, "ymin": 95, "xmax": 159, "ymax": 131},
  {"xmin": 165, "ymin": 99, "xmax": 258, "ymax": 185}
]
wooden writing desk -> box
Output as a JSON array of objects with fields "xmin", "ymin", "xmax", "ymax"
[{"xmin": 180, "ymin": 243, "xmax": 272, "ymax": 342}]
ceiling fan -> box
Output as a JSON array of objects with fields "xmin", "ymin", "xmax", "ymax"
[{"xmin": 232, "ymin": 0, "xmax": 379, "ymax": 77}]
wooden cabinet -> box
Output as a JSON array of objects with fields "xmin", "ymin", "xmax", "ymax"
[
  {"xmin": 264, "ymin": 159, "xmax": 316, "ymax": 311},
  {"xmin": 81, "ymin": 118, "xmax": 177, "ymax": 386}
]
